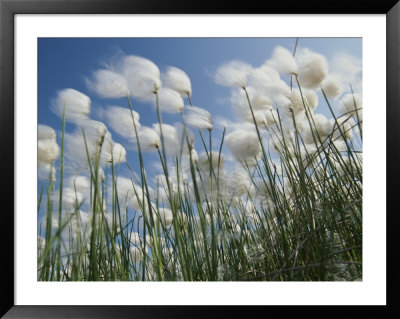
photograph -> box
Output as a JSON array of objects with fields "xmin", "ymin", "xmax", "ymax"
[{"xmin": 37, "ymin": 37, "xmax": 363, "ymax": 282}]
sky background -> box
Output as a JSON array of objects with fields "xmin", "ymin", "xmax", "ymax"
[{"xmin": 38, "ymin": 37, "xmax": 362, "ymax": 230}]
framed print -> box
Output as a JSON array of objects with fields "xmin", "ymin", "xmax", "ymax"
[{"xmin": 1, "ymin": 0, "xmax": 399, "ymax": 318}]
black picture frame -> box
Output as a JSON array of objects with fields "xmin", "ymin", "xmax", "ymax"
[{"xmin": 1, "ymin": 0, "xmax": 399, "ymax": 318}]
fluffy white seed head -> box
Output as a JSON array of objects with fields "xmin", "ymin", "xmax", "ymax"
[
  {"xmin": 137, "ymin": 126, "xmax": 161, "ymax": 151},
  {"xmin": 198, "ymin": 151, "xmax": 224, "ymax": 172},
  {"xmin": 183, "ymin": 106, "xmax": 213, "ymax": 130},
  {"xmin": 38, "ymin": 124, "xmax": 56, "ymax": 140},
  {"xmin": 225, "ymin": 129, "xmax": 262, "ymax": 166},
  {"xmin": 267, "ymin": 46, "xmax": 298, "ymax": 75},
  {"xmin": 38, "ymin": 164, "xmax": 56, "ymax": 182},
  {"xmin": 87, "ymin": 69, "xmax": 129, "ymax": 98},
  {"xmin": 215, "ymin": 61, "xmax": 252, "ymax": 88},
  {"xmin": 119, "ymin": 55, "xmax": 161, "ymax": 101},
  {"xmin": 228, "ymin": 170, "xmax": 251, "ymax": 196},
  {"xmin": 162, "ymin": 66, "xmax": 192, "ymax": 97},
  {"xmin": 77, "ymin": 119, "xmax": 107, "ymax": 146},
  {"xmin": 340, "ymin": 93, "xmax": 362, "ymax": 120},
  {"xmin": 69, "ymin": 175, "xmax": 90, "ymax": 193},
  {"xmin": 156, "ymin": 88, "xmax": 184, "ymax": 113},
  {"xmin": 157, "ymin": 207, "xmax": 173, "ymax": 226},
  {"xmin": 251, "ymin": 109, "xmax": 277, "ymax": 128},
  {"xmin": 330, "ymin": 116, "xmax": 354, "ymax": 140},
  {"xmin": 104, "ymin": 106, "xmax": 140, "ymax": 141},
  {"xmin": 110, "ymin": 143, "xmax": 127, "ymax": 163},
  {"xmin": 312, "ymin": 113, "xmax": 333, "ymax": 137},
  {"xmin": 322, "ymin": 75, "xmax": 344, "ymax": 98},
  {"xmin": 38, "ymin": 138, "xmax": 60, "ymax": 165},
  {"xmin": 153, "ymin": 123, "xmax": 179, "ymax": 156},
  {"xmin": 51, "ymin": 88, "xmax": 91, "ymax": 122},
  {"xmin": 296, "ymin": 48, "xmax": 329, "ymax": 89}
]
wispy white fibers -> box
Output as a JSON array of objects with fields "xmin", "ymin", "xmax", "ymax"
[
  {"xmin": 152, "ymin": 123, "xmax": 179, "ymax": 156},
  {"xmin": 290, "ymin": 88, "xmax": 318, "ymax": 114},
  {"xmin": 51, "ymin": 88, "xmax": 91, "ymax": 122},
  {"xmin": 162, "ymin": 66, "xmax": 192, "ymax": 97},
  {"xmin": 248, "ymin": 65, "xmax": 290, "ymax": 98},
  {"xmin": 137, "ymin": 126, "xmax": 161, "ymax": 151},
  {"xmin": 38, "ymin": 124, "xmax": 60, "ymax": 165},
  {"xmin": 175, "ymin": 122, "xmax": 194, "ymax": 152},
  {"xmin": 252, "ymin": 109, "xmax": 278, "ymax": 128},
  {"xmin": 115, "ymin": 176, "xmax": 148, "ymax": 211},
  {"xmin": 340, "ymin": 93, "xmax": 362, "ymax": 120},
  {"xmin": 330, "ymin": 116, "xmax": 354, "ymax": 140},
  {"xmin": 104, "ymin": 142, "xmax": 127, "ymax": 163},
  {"xmin": 183, "ymin": 106, "xmax": 213, "ymax": 130},
  {"xmin": 267, "ymin": 46, "xmax": 298, "ymax": 75},
  {"xmin": 215, "ymin": 60, "xmax": 252, "ymax": 88},
  {"xmin": 322, "ymin": 75, "xmax": 344, "ymax": 99},
  {"xmin": 87, "ymin": 69, "xmax": 129, "ymax": 98},
  {"xmin": 118, "ymin": 55, "xmax": 161, "ymax": 101},
  {"xmin": 198, "ymin": 151, "xmax": 224, "ymax": 172},
  {"xmin": 64, "ymin": 119, "xmax": 110, "ymax": 169},
  {"xmin": 330, "ymin": 52, "xmax": 362, "ymax": 93},
  {"xmin": 302, "ymin": 113, "xmax": 333, "ymax": 144},
  {"xmin": 155, "ymin": 87, "xmax": 184, "ymax": 113},
  {"xmin": 77, "ymin": 119, "xmax": 107, "ymax": 146},
  {"xmin": 38, "ymin": 124, "xmax": 57, "ymax": 140},
  {"xmin": 38, "ymin": 164, "xmax": 56, "ymax": 182},
  {"xmin": 296, "ymin": 48, "xmax": 328, "ymax": 89},
  {"xmin": 104, "ymin": 106, "xmax": 140, "ymax": 141},
  {"xmin": 227, "ymin": 170, "xmax": 251, "ymax": 196},
  {"xmin": 69, "ymin": 175, "xmax": 90, "ymax": 193},
  {"xmin": 157, "ymin": 207, "xmax": 173, "ymax": 225},
  {"xmin": 225, "ymin": 128, "xmax": 262, "ymax": 167}
]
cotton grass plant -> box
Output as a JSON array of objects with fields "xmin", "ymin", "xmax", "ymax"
[{"xmin": 38, "ymin": 41, "xmax": 362, "ymax": 281}]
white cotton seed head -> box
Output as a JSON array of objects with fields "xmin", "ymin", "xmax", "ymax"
[
  {"xmin": 162, "ymin": 66, "xmax": 192, "ymax": 97},
  {"xmin": 183, "ymin": 106, "xmax": 213, "ymax": 130},
  {"xmin": 38, "ymin": 124, "xmax": 56, "ymax": 140},
  {"xmin": 157, "ymin": 207, "xmax": 173, "ymax": 225},
  {"xmin": 312, "ymin": 114, "xmax": 333, "ymax": 137},
  {"xmin": 87, "ymin": 69, "xmax": 128, "ymax": 98},
  {"xmin": 70, "ymin": 176, "xmax": 90, "ymax": 193},
  {"xmin": 304, "ymin": 89, "xmax": 318, "ymax": 111},
  {"xmin": 153, "ymin": 123, "xmax": 179, "ymax": 156},
  {"xmin": 118, "ymin": 55, "xmax": 161, "ymax": 101},
  {"xmin": 198, "ymin": 151, "xmax": 224, "ymax": 171},
  {"xmin": 190, "ymin": 149, "xmax": 199, "ymax": 164},
  {"xmin": 228, "ymin": 170, "xmax": 251, "ymax": 196},
  {"xmin": 156, "ymin": 88, "xmax": 184, "ymax": 113},
  {"xmin": 51, "ymin": 88, "xmax": 91, "ymax": 122},
  {"xmin": 267, "ymin": 46, "xmax": 298, "ymax": 75},
  {"xmin": 322, "ymin": 76, "xmax": 344, "ymax": 98},
  {"xmin": 104, "ymin": 106, "xmax": 140, "ymax": 141},
  {"xmin": 38, "ymin": 138, "xmax": 60, "ymax": 165},
  {"xmin": 77, "ymin": 119, "xmax": 107, "ymax": 146},
  {"xmin": 110, "ymin": 143, "xmax": 127, "ymax": 163},
  {"xmin": 61, "ymin": 187, "xmax": 84, "ymax": 209},
  {"xmin": 330, "ymin": 117, "xmax": 354, "ymax": 140},
  {"xmin": 137, "ymin": 126, "xmax": 161, "ymax": 151},
  {"xmin": 38, "ymin": 164, "xmax": 56, "ymax": 182},
  {"xmin": 251, "ymin": 109, "xmax": 277, "ymax": 128},
  {"xmin": 340, "ymin": 93, "xmax": 362, "ymax": 120},
  {"xmin": 225, "ymin": 129, "xmax": 262, "ymax": 166},
  {"xmin": 296, "ymin": 48, "xmax": 329, "ymax": 89},
  {"xmin": 215, "ymin": 61, "xmax": 252, "ymax": 88}
]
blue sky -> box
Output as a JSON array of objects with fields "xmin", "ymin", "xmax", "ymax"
[{"xmin": 38, "ymin": 37, "xmax": 362, "ymax": 231}]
